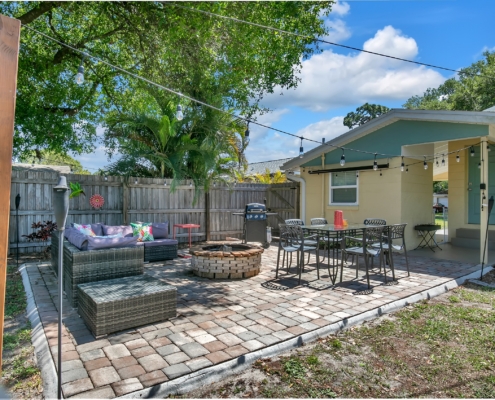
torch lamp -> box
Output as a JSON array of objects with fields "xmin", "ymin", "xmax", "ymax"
[
  {"xmin": 15, "ymin": 194, "xmax": 20, "ymax": 269},
  {"xmin": 52, "ymin": 176, "xmax": 69, "ymax": 399}
]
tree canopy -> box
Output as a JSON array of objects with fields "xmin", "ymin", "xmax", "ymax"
[
  {"xmin": 3, "ymin": 1, "xmax": 333, "ymax": 159},
  {"xmin": 343, "ymin": 103, "xmax": 390, "ymax": 129},
  {"xmin": 403, "ymin": 51, "xmax": 495, "ymax": 111}
]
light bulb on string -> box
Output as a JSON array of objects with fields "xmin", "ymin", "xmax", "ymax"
[
  {"xmin": 176, "ymin": 104, "xmax": 184, "ymax": 121},
  {"xmin": 379, "ymin": 170, "xmax": 382, "ymax": 177},
  {"xmin": 104, "ymin": 175, "xmax": 108, "ymax": 181},
  {"xmin": 299, "ymin": 137, "xmax": 304, "ymax": 158},
  {"xmin": 478, "ymin": 161, "xmax": 481, "ymax": 169},
  {"xmin": 75, "ymin": 55, "xmax": 85, "ymax": 85},
  {"xmin": 423, "ymin": 156, "xmax": 428, "ymax": 170},
  {"xmin": 441, "ymin": 154, "xmax": 445, "ymax": 166},
  {"xmin": 245, "ymin": 122, "xmax": 250, "ymax": 138},
  {"xmin": 406, "ymin": 167, "xmax": 409, "ymax": 173},
  {"xmin": 134, "ymin": 178, "xmax": 138, "ymax": 185},
  {"xmin": 471, "ymin": 146, "xmax": 475, "ymax": 157},
  {"xmin": 456, "ymin": 151, "xmax": 460, "ymax": 162},
  {"xmin": 435, "ymin": 158, "xmax": 439, "ymax": 167},
  {"xmin": 189, "ymin": 182, "xmax": 192, "ymax": 187},
  {"xmin": 488, "ymin": 143, "xmax": 491, "ymax": 152},
  {"xmin": 164, "ymin": 180, "xmax": 167, "ymax": 186},
  {"xmin": 322, "ymin": 138, "xmax": 325, "ymax": 144},
  {"xmin": 400, "ymin": 156, "xmax": 405, "ymax": 172},
  {"xmin": 340, "ymin": 148, "xmax": 345, "ymax": 166},
  {"xmin": 356, "ymin": 172, "xmax": 359, "ymax": 179},
  {"xmin": 373, "ymin": 154, "xmax": 378, "ymax": 171}
]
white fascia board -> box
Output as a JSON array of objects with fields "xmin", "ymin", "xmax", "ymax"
[{"xmin": 281, "ymin": 109, "xmax": 495, "ymax": 170}]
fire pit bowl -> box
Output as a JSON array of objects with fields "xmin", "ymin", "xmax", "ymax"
[{"xmin": 189, "ymin": 242, "xmax": 263, "ymax": 279}]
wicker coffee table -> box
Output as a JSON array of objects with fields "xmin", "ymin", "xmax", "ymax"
[{"xmin": 77, "ymin": 275, "xmax": 177, "ymax": 337}]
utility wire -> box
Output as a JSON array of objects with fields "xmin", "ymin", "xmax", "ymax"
[
  {"xmin": 169, "ymin": 3, "xmax": 470, "ymax": 76},
  {"xmin": 21, "ymin": 24, "xmax": 491, "ymax": 162}
]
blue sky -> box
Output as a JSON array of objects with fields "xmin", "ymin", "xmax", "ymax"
[{"xmin": 75, "ymin": 0, "xmax": 495, "ymax": 171}]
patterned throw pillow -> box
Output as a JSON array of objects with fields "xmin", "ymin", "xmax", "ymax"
[
  {"xmin": 73, "ymin": 223, "xmax": 96, "ymax": 237},
  {"xmin": 130, "ymin": 222, "xmax": 154, "ymax": 242}
]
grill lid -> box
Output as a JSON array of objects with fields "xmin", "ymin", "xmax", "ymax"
[{"xmin": 245, "ymin": 203, "xmax": 266, "ymax": 213}]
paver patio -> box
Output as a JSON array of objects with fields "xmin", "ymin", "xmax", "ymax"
[{"xmin": 24, "ymin": 244, "xmax": 481, "ymax": 398}]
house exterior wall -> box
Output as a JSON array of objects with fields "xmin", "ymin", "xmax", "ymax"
[{"xmin": 301, "ymin": 156, "xmax": 432, "ymax": 249}]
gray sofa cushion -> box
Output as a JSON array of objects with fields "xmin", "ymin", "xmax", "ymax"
[
  {"xmin": 152, "ymin": 222, "xmax": 169, "ymax": 239},
  {"xmin": 64, "ymin": 228, "xmax": 89, "ymax": 250},
  {"xmin": 86, "ymin": 236, "xmax": 138, "ymax": 250},
  {"xmin": 102, "ymin": 224, "xmax": 133, "ymax": 237},
  {"xmin": 143, "ymin": 238, "xmax": 178, "ymax": 248}
]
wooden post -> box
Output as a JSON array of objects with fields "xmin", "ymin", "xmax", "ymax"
[
  {"xmin": 205, "ymin": 191, "xmax": 210, "ymax": 241},
  {"xmin": 0, "ymin": 14, "xmax": 21, "ymax": 372}
]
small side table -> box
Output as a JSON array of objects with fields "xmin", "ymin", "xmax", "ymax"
[
  {"xmin": 414, "ymin": 224, "xmax": 442, "ymax": 252},
  {"xmin": 173, "ymin": 224, "xmax": 201, "ymax": 248}
]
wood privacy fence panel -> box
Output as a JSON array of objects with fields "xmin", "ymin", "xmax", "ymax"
[{"xmin": 9, "ymin": 170, "xmax": 299, "ymax": 253}]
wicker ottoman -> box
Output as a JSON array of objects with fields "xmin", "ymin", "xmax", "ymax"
[{"xmin": 77, "ymin": 275, "xmax": 177, "ymax": 337}]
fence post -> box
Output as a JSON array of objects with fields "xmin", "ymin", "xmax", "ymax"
[
  {"xmin": 122, "ymin": 181, "xmax": 129, "ymax": 225},
  {"xmin": 205, "ymin": 191, "xmax": 210, "ymax": 241}
]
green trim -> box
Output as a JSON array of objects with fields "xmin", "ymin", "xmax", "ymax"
[{"xmin": 302, "ymin": 120, "xmax": 488, "ymax": 168}]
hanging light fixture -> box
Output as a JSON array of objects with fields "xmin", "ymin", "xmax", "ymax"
[
  {"xmin": 356, "ymin": 172, "xmax": 359, "ymax": 179},
  {"xmin": 322, "ymin": 138, "xmax": 325, "ymax": 144},
  {"xmin": 134, "ymin": 178, "xmax": 138, "ymax": 184},
  {"xmin": 164, "ymin": 180, "xmax": 167, "ymax": 186},
  {"xmin": 189, "ymin": 181, "xmax": 192, "ymax": 187},
  {"xmin": 245, "ymin": 121, "xmax": 250, "ymax": 138},
  {"xmin": 340, "ymin": 148, "xmax": 345, "ymax": 166},
  {"xmin": 104, "ymin": 175, "xmax": 108, "ymax": 181},
  {"xmin": 400, "ymin": 156, "xmax": 405, "ymax": 172},
  {"xmin": 406, "ymin": 167, "xmax": 409, "ymax": 173},
  {"xmin": 488, "ymin": 143, "xmax": 491, "ymax": 152},
  {"xmin": 299, "ymin": 137, "xmax": 304, "ymax": 158},
  {"xmin": 441, "ymin": 154, "xmax": 445, "ymax": 166},
  {"xmin": 379, "ymin": 171, "xmax": 382, "ymax": 177},
  {"xmin": 456, "ymin": 151, "xmax": 460, "ymax": 162},
  {"xmin": 176, "ymin": 104, "xmax": 184, "ymax": 121},
  {"xmin": 423, "ymin": 156, "xmax": 428, "ymax": 170},
  {"xmin": 373, "ymin": 153, "xmax": 378, "ymax": 171},
  {"xmin": 75, "ymin": 55, "xmax": 85, "ymax": 85},
  {"xmin": 470, "ymin": 146, "xmax": 475, "ymax": 157},
  {"xmin": 435, "ymin": 157, "xmax": 439, "ymax": 167},
  {"xmin": 478, "ymin": 161, "xmax": 481, "ymax": 169}
]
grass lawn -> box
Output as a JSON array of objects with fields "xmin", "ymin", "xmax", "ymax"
[
  {"xmin": 1, "ymin": 261, "xmax": 42, "ymax": 400},
  {"xmin": 435, "ymin": 216, "xmax": 448, "ymax": 230},
  {"xmin": 183, "ymin": 274, "xmax": 495, "ymax": 398}
]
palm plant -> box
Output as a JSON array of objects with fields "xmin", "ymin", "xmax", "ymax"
[{"xmin": 253, "ymin": 168, "xmax": 287, "ymax": 184}]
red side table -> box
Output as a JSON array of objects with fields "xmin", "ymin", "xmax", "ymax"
[{"xmin": 173, "ymin": 224, "xmax": 201, "ymax": 248}]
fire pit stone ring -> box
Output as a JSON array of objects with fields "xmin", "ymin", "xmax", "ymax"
[{"xmin": 189, "ymin": 242, "xmax": 264, "ymax": 279}]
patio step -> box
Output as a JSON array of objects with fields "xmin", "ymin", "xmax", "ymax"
[{"xmin": 452, "ymin": 228, "xmax": 495, "ymax": 249}]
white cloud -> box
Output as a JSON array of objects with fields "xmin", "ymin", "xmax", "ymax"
[
  {"xmin": 248, "ymin": 108, "xmax": 291, "ymax": 140},
  {"xmin": 245, "ymin": 117, "xmax": 349, "ymax": 163},
  {"xmin": 322, "ymin": 18, "xmax": 351, "ymax": 43},
  {"xmin": 262, "ymin": 26, "xmax": 446, "ymax": 112},
  {"xmin": 331, "ymin": 1, "xmax": 350, "ymax": 16}
]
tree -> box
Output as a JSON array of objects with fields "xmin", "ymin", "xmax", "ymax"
[
  {"xmin": 253, "ymin": 169, "xmax": 287, "ymax": 184},
  {"xmin": 18, "ymin": 149, "xmax": 90, "ymax": 174},
  {"xmin": 403, "ymin": 51, "xmax": 495, "ymax": 111},
  {"xmin": 2, "ymin": 2, "xmax": 333, "ymax": 158},
  {"xmin": 343, "ymin": 103, "xmax": 390, "ymax": 129}
]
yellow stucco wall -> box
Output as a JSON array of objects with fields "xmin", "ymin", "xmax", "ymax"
[{"xmin": 301, "ymin": 156, "xmax": 433, "ymax": 248}]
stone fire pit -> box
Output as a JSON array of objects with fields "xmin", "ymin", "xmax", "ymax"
[{"xmin": 189, "ymin": 242, "xmax": 264, "ymax": 279}]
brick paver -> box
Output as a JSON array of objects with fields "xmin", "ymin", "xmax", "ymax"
[{"xmin": 29, "ymin": 246, "xmax": 480, "ymax": 398}]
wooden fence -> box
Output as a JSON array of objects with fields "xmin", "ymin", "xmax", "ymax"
[{"xmin": 8, "ymin": 169, "xmax": 299, "ymax": 253}]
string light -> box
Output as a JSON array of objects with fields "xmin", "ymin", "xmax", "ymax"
[
  {"xmin": 299, "ymin": 137, "xmax": 304, "ymax": 158},
  {"xmin": 322, "ymin": 138, "xmax": 325, "ymax": 144},
  {"xmin": 104, "ymin": 175, "xmax": 108, "ymax": 181},
  {"xmin": 176, "ymin": 104, "xmax": 184, "ymax": 121},
  {"xmin": 245, "ymin": 122, "xmax": 250, "ymax": 138},
  {"xmin": 356, "ymin": 172, "xmax": 359, "ymax": 179},
  {"xmin": 406, "ymin": 167, "xmax": 409, "ymax": 173},
  {"xmin": 488, "ymin": 143, "xmax": 491, "ymax": 152},
  {"xmin": 400, "ymin": 156, "xmax": 404, "ymax": 172},
  {"xmin": 379, "ymin": 170, "xmax": 382, "ymax": 177},
  {"xmin": 340, "ymin": 149, "xmax": 345, "ymax": 166},
  {"xmin": 23, "ymin": 25, "xmax": 485, "ymax": 167},
  {"xmin": 471, "ymin": 146, "xmax": 475, "ymax": 157},
  {"xmin": 164, "ymin": 180, "xmax": 167, "ymax": 186},
  {"xmin": 373, "ymin": 154, "xmax": 378, "ymax": 171},
  {"xmin": 435, "ymin": 157, "xmax": 439, "ymax": 167},
  {"xmin": 456, "ymin": 151, "xmax": 460, "ymax": 162},
  {"xmin": 423, "ymin": 156, "xmax": 428, "ymax": 170},
  {"xmin": 134, "ymin": 178, "xmax": 138, "ymax": 184},
  {"xmin": 478, "ymin": 161, "xmax": 481, "ymax": 169},
  {"xmin": 75, "ymin": 55, "xmax": 85, "ymax": 85},
  {"xmin": 441, "ymin": 154, "xmax": 445, "ymax": 166}
]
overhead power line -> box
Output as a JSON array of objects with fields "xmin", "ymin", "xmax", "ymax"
[{"xmin": 168, "ymin": 3, "xmax": 495, "ymax": 81}]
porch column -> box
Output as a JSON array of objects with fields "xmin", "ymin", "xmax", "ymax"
[{"xmin": 480, "ymin": 139, "xmax": 489, "ymax": 264}]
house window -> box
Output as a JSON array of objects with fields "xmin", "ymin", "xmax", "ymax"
[{"xmin": 330, "ymin": 172, "xmax": 358, "ymax": 205}]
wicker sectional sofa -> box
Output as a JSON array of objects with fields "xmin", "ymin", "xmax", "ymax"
[{"xmin": 51, "ymin": 231, "xmax": 145, "ymax": 307}]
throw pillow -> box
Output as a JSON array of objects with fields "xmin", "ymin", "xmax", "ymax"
[
  {"xmin": 73, "ymin": 223, "xmax": 96, "ymax": 237},
  {"xmin": 130, "ymin": 222, "xmax": 154, "ymax": 242}
]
